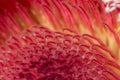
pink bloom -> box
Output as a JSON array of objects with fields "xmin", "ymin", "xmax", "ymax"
[{"xmin": 0, "ymin": 0, "xmax": 120, "ymax": 80}]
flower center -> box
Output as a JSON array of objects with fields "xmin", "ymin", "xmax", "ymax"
[{"xmin": 0, "ymin": 26, "xmax": 120, "ymax": 80}]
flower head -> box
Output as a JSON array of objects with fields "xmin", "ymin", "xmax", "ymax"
[{"xmin": 0, "ymin": 0, "xmax": 120, "ymax": 80}]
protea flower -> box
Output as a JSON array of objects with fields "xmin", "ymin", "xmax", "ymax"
[{"xmin": 0, "ymin": 0, "xmax": 120, "ymax": 80}]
